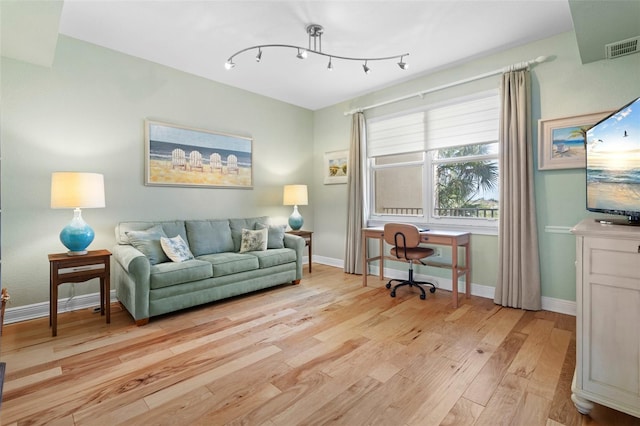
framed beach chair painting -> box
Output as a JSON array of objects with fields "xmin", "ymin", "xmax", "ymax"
[
  {"xmin": 145, "ymin": 120, "xmax": 253, "ymax": 188},
  {"xmin": 537, "ymin": 111, "xmax": 612, "ymax": 171}
]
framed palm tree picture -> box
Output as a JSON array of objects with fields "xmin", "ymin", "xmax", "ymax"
[{"xmin": 538, "ymin": 111, "xmax": 612, "ymax": 170}]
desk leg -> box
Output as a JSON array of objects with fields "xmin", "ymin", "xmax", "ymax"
[
  {"xmin": 465, "ymin": 239, "xmax": 471, "ymax": 299},
  {"xmin": 379, "ymin": 235, "xmax": 384, "ymax": 282},
  {"xmin": 452, "ymin": 241, "xmax": 459, "ymax": 309},
  {"xmin": 362, "ymin": 232, "xmax": 368, "ymax": 287}
]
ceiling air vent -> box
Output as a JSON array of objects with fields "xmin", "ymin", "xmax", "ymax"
[{"xmin": 605, "ymin": 36, "xmax": 640, "ymax": 59}]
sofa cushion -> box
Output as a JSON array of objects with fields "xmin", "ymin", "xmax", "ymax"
[
  {"xmin": 149, "ymin": 259, "xmax": 213, "ymax": 289},
  {"xmin": 239, "ymin": 228, "xmax": 268, "ymax": 253},
  {"xmin": 186, "ymin": 220, "xmax": 234, "ymax": 256},
  {"xmin": 248, "ymin": 248, "xmax": 297, "ymax": 269},
  {"xmin": 229, "ymin": 216, "xmax": 269, "ymax": 251},
  {"xmin": 255, "ymin": 223, "xmax": 286, "ymax": 249},
  {"xmin": 125, "ymin": 225, "xmax": 169, "ymax": 265},
  {"xmin": 161, "ymin": 235, "xmax": 195, "ymax": 262},
  {"xmin": 196, "ymin": 252, "xmax": 259, "ymax": 277}
]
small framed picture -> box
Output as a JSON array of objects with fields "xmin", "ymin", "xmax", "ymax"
[
  {"xmin": 538, "ymin": 111, "xmax": 612, "ymax": 170},
  {"xmin": 323, "ymin": 150, "xmax": 349, "ymax": 184}
]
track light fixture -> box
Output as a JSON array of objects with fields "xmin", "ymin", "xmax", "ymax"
[
  {"xmin": 397, "ymin": 55, "xmax": 408, "ymax": 70},
  {"xmin": 225, "ymin": 24, "xmax": 409, "ymax": 73}
]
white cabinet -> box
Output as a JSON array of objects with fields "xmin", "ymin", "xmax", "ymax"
[{"xmin": 571, "ymin": 219, "xmax": 640, "ymax": 418}]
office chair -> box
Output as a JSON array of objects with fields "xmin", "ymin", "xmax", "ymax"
[{"xmin": 384, "ymin": 223, "xmax": 436, "ymax": 300}]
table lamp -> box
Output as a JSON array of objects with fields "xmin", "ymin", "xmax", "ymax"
[
  {"xmin": 283, "ymin": 184, "xmax": 308, "ymax": 231},
  {"xmin": 51, "ymin": 172, "xmax": 105, "ymax": 256}
]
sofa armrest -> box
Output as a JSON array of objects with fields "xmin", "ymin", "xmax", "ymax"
[
  {"xmin": 112, "ymin": 244, "xmax": 151, "ymax": 322},
  {"xmin": 284, "ymin": 233, "xmax": 305, "ymax": 280}
]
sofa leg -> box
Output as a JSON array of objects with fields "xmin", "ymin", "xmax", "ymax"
[
  {"xmin": 292, "ymin": 279, "xmax": 301, "ymax": 285},
  {"xmin": 135, "ymin": 318, "xmax": 149, "ymax": 326}
]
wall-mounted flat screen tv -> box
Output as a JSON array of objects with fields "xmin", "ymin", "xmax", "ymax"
[{"xmin": 586, "ymin": 96, "xmax": 640, "ymax": 225}]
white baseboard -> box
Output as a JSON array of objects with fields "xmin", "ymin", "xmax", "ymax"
[
  {"xmin": 4, "ymin": 291, "xmax": 117, "ymax": 325},
  {"xmin": 314, "ymin": 257, "xmax": 576, "ymax": 316},
  {"xmin": 4, "ymin": 258, "xmax": 576, "ymax": 324}
]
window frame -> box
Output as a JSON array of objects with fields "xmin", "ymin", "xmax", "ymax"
[{"xmin": 365, "ymin": 91, "xmax": 500, "ymax": 235}]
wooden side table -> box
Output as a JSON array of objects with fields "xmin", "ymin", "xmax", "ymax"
[
  {"xmin": 48, "ymin": 249, "xmax": 111, "ymax": 337},
  {"xmin": 287, "ymin": 230, "xmax": 313, "ymax": 273}
]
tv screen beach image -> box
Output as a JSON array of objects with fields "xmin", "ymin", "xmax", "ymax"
[{"xmin": 586, "ymin": 102, "xmax": 640, "ymax": 212}]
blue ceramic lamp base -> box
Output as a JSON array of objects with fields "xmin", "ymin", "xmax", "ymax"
[
  {"xmin": 288, "ymin": 205, "xmax": 304, "ymax": 231},
  {"xmin": 60, "ymin": 208, "xmax": 95, "ymax": 256}
]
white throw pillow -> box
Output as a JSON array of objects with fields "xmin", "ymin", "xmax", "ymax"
[
  {"xmin": 239, "ymin": 228, "xmax": 268, "ymax": 253},
  {"xmin": 160, "ymin": 235, "xmax": 195, "ymax": 262}
]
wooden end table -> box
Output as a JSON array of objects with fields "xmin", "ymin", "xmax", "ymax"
[
  {"xmin": 48, "ymin": 249, "xmax": 111, "ymax": 337},
  {"xmin": 287, "ymin": 230, "xmax": 313, "ymax": 273}
]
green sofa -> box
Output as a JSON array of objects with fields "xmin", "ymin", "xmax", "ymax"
[{"xmin": 112, "ymin": 217, "xmax": 305, "ymax": 325}]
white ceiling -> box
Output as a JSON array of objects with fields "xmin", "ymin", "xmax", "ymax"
[{"xmin": 55, "ymin": 1, "xmax": 575, "ymax": 110}]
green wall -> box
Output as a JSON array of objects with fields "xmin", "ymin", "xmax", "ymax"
[
  {"xmin": 2, "ymin": 30, "xmax": 638, "ymax": 312},
  {"xmin": 311, "ymin": 32, "xmax": 640, "ymax": 302},
  {"xmin": 1, "ymin": 35, "xmax": 314, "ymax": 307}
]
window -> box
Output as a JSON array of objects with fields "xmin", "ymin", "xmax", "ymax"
[{"xmin": 366, "ymin": 91, "xmax": 499, "ymax": 231}]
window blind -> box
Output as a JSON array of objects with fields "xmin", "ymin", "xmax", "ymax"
[
  {"xmin": 367, "ymin": 112, "xmax": 425, "ymax": 157},
  {"xmin": 366, "ymin": 92, "xmax": 499, "ymax": 157},
  {"xmin": 426, "ymin": 95, "xmax": 499, "ymax": 150}
]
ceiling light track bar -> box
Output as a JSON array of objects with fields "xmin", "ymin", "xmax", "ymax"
[
  {"xmin": 225, "ymin": 45, "xmax": 409, "ymax": 65},
  {"xmin": 224, "ymin": 23, "xmax": 410, "ymax": 72}
]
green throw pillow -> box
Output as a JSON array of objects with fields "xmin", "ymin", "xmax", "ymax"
[
  {"xmin": 125, "ymin": 225, "xmax": 169, "ymax": 265},
  {"xmin": 255, "ymin": 223, "xmax": 286, "ymax": 249}
]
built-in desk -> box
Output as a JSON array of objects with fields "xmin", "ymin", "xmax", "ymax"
[{"xmin": 361, "ymin": 227, "xmax": 471, "ymax": 308}]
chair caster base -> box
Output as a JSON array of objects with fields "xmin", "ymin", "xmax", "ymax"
[
  {"xmin": 420, "ymin": 294, "xmax": 426, "ymax": 300},
  {"xmin": 386, "ymin": 283, "xmax": 391, "ymax": 289},
  {"xmin": 390, "ymin": 291, "xmax": 396, "ymax": 297},
  {"xmin": 430, "ymin": 287, "xmax": 436, "ymax": 293}
]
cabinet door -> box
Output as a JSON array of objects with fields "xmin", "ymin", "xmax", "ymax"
[{"xmin": 581, "ymin": 236, "xmax": 640, "ymax": 410}]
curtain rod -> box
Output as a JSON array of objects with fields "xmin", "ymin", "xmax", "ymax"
[{"xmin": 344, "ymin": 55, "xmax": 548, "ymax": 115}]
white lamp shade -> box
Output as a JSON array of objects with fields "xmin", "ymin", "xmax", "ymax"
[
  {"xmin": 51, "ymin": 172, "xmax": 106, "ymax": 209},
  {"xmin": 283, "ymin": 184, "xmax": 308, "ymax": 206}
]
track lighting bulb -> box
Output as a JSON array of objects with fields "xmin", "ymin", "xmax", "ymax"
[
  {"xmin": 224, "ymin": 60, "xmax": 235, "ymax": 70},
  {"xmin": 327, "ymin": 57, "xmax": 333, "ymax": 71},
  {"xmin": 256, "ymin": 49, "xmax": 262, "ymax": 62},
  {"xmin": 397, "ymin": 56, "xmax": 408, "ymax": 70},
  {"xmin": 297, "ymin": 49, "xmax": 307, "ymax": 59},
  {"xmin": 363, "ymin": 61, "xmax": 370, "ymax": 74}
]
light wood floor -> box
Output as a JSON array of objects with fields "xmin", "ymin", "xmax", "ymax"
[{"xmin": 1, "ymin": 264, "xmax": 638, "ymax": 425}]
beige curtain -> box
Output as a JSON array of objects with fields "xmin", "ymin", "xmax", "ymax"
[
  {"xmin": 344, "ymin": 112, "xmax": 365, "ymax": 274},
  {"xmin": 494, "ymin": 70, "xmax": 541, "ymax": 310}
]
